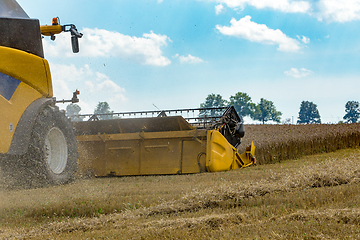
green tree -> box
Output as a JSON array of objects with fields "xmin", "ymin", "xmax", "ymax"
[
  {"xmin": 66, "ymin": 103, "xmax": 84, "ymax": 121},
  {"xmin": 252, "ymin": 98, "xmax": 282, "ymax": 124},
  {"xmin": 94, "ymin": 102, "xmax": 115, "ymax": 120},
  {"xmin": 297, "ymin": 101, "xmax": 321, "ymax": 124},
  {"xmin": 343, "ymin": 100, "xmax": 360, "ymax": 123},
  {"xmin": 200, "ymin": 93, "xmax": 227, "ymax": 117},
  {"xmin": 228, "ymin": 92, "xmax": 255, "ymax": 118}
]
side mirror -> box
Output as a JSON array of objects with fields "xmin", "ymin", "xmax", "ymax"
[
  {"xmin": 71, "ymin": 35, "xmax": 79, "ymax": 53},
  {"xmin": 64, "ymin": 24, "xmax": 83, "ymax": 53}
]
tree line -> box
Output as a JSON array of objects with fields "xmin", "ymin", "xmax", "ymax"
[
  {"xmin": 66, "ymin": 101, "xmax": 116, "ymax": 121},
  {"xmin": 199, "ymin": 93, "xmax": 282, "ymax": 124},
  {"xmin": 200, "ymin": 92, "xmax": 360, "ymax": 124},
  {"xmin": 65, "ymin": 96, "xmax": 360, "ymax": 124}
]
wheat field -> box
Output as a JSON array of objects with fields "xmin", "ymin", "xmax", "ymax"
[
  {"xmin": 1, "ymin": 123, "xmax": 360, "ymax": 239},
  {"xmin": 241, "ymin": 123, "xmax": 360, "ymax": 164}
]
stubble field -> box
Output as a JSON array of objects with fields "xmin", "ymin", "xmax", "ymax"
[{"xmin": 1, "ymin": 123, "xmax": 360, "ymax": 239}]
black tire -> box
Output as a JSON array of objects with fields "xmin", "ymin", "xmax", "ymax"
[{"xmin": 1, "ymin": 105, "xmax": 78, "ymax": 188}]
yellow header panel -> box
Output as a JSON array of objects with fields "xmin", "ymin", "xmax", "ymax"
[{"xmin": 0, "ymin": 46, "xmax": 53, "ymax": 97}]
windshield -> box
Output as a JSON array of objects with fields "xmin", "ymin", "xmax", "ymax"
[{"xmin": 0, "ymin": 0, "xmax": 28, "ymax": 18}]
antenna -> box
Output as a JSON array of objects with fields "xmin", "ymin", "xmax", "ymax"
[{"xmin": 153, "ymin": 104, "xmax": 161, "ymax": 111}]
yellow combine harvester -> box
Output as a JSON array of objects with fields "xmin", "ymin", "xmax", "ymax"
[
  {"xmin": 0, "ymin": 0, "xmax": 255, "ymax": 188},
  {"xmin": 0, "ymin": 0, "xmax": 82, "ymax": 187}
]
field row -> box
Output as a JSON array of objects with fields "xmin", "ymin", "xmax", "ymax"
[{"xmin": 1, "ymin": 148, "xmax": 360, "ymax": 239}]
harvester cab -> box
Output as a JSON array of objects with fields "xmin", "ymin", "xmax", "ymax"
[{"xmin": 0, "ymin": 0, "xmax": 82, "ymax": 188}]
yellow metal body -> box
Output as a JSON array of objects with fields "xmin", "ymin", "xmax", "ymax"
[
  {"xmin": 40, "ymin": 24, "xmax": 62, "ymax": 36},
  {"xmin": 76, "ymin": 129, "xmax": 208, "ymax": 176},
  {"xmin": 206, "ymin": 130, "xmax": 255, "ymax": 172},
  {"xmin": 0, "ymin": 46, "xmax": 52, "ymax": 153},
  {"xmin": 74, "ymin": 117, "xmax": 255, "ymax": 176}
]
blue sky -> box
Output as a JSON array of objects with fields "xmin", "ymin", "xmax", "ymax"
[{"xmin": 16, "ymin": 0, "xmax": 360, "ymax": 123}]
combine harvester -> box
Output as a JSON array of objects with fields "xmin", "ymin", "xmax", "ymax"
[
  {"xmin": 72, "ymin": 106, "xmax": 256, "ymax": 177},
  {"xmin": 0, "ymin": 0, "xmax": 82, "ymax": 187},
  {"xmin": 0, "ymin": 0, "xmax": 255, "ymax": 187}
]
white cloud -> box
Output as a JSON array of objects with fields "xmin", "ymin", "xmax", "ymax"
[
  {"xmin": 216, "ymin": 16, "xmax": 301, "ymax": 52},
  {"xmin": 215, "ymin": 0, "xmax": 310, "ymax": 13},
  {"xmin": 43, "ymin": 28, "xmax": 171, "ymax": 67},
  {"xmin": 174, "ymin": 54, "xmax": 205, "ymax": 64},
  {"xmin": 212, "ymin": 0, "xmax": 360, "ymax": 23},
  {"xmin": 158, "ymin": 0, "xmax": 163, "ymax": 3},
  {"xmin": 49, "ymin": 63, "xmax": 126, "ymax": 114},
  {"xmin": 215, "ymin": 4, "xmax": 225, "ymax": 14},
  {"xmin": 284, "ymin": 67, "xmax": 313, "ymax": 78},
  {"xmin": 297, "ymin": 35, "xmax": 310, "ymax": 44},
  {"xmin": 313, "ymin": 0, "xmax": 360, "ymax": 23}
]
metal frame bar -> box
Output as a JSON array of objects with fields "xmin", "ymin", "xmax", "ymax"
[{"xmin": 67, "ymin": 107, "xmax": 228, "ymax": 127}]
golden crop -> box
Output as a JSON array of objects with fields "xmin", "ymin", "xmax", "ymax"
[{"xmin": 241, "ymin": 123, "xmax": 360, "ymax": 164}]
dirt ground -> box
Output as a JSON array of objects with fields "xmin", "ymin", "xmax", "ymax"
[{"xmin": 1, "ymin": 148, "xmax": 360, "ymax": 239}]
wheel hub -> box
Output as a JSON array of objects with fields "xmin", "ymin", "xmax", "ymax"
[{"xmin": 45, "ymin": 127, "xmax": 68, "ymax": 174}]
